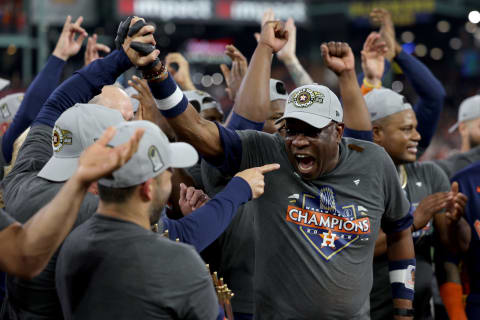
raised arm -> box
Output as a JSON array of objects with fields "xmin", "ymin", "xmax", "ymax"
[
  {"xmin": 0, "ymin": 127, "xmax": 143, "ymax": 279},
  {"xmin": 230, "ymin": 20, "xmax": 288, "ymax": 124},
  {"xmin": 1, "ymin": 16, "xmax": 88, "ymax": 163},
  {"xmin": 321, "ymin": 42, "xmax": 372, "ymax": 132},
  {"xmin": 276, "ymin": 17, "xmax": 313, "ymax": 86}
]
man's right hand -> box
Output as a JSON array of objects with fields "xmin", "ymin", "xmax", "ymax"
[
  {"xmin": 165, "ymin": 52, "xmax": 196, "ymax": 90},
  {"xmin": 120, "ymin": 17, "xmax": 160, "ymax": 68},
  {"xmin": 361, "ymin": 32, "xmax": 388, "ymax": 86},
  {"xmin": 220, "ymin": 45, "xmax": 248, "ymax": 101},
  {"xmin": 258, "ymin": 12, "xmax": 288, "ymax": 54},
  {"xmin": 235, "ymin": 164, "xmax": 280, "ymax": 199},
  {"xmin": 413, "ymin": 192, "xmax": 451, "ymax": 231},
  {"xmin": 84, "ymin": 34, "xmax": 111, "ymax": 66},
  {"xmin": 52, "ymin": 15, "xmax": 88, "ymax": 61},
  {"xmin": 370, "ymin": 8, "xmax": 397, "ymax": 61}
]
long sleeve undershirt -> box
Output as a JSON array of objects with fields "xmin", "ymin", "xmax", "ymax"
[
  {"xmin": 33, "ymin": 50, "xmax": 133, "ymax": 128},
  {"xmin": 162, "ymin": 176, "xmax": 252, "ymax": 252},
  {"xmin": 2, "ymin": 55, "xmax": 65, "ymax": 163}
]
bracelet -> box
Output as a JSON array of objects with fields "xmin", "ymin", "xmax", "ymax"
[
  {"xmin": 393, "ymin": 308, "xmax": 414, "ymax": 317},
  {"xmin": 142, "ymin": 63, "xmax": 167, "ymax": 81},
  {"xmin": 363, "ymin": 77, "xmax": 381, "ymax": 89}
]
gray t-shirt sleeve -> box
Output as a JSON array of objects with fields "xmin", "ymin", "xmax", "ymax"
[
  {"xmin": 158, "ymin": 244, "xmax": 219, "ymax": 319},
  {"xmin": 0, "ymin": 209, "xmax": 17, "ymax": 230},
  {"xmin": 237, "ymin": 130, "xmax": 282, "ymax": 170},
  {"xmin": 428, "ymin": 162, "xmax": 450, "ymax": 194},
  {"xmin": 380, "ymin": 152, "xmax": 413, "ymax": 234}
]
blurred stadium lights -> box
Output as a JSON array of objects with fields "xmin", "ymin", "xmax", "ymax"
[
  {"xmin": 164, "ymin": 22, "xmax": 176, "ymax": 35},
  {"xmin": 415, "ymin": 44, "xmax": 428, "ymax": 57},
  {"xmin": 465, "ymin": 21, "xmax": 478, "ymax": 33},
  {"xmin": 212, "ymin": 73, "xmax": 224, "ymax": 85},
  {"xmin": 430, "ymin": 47, "xmax": 444, "ymax": 60},
  {"xmin": 449, "ymin": 37, "xmax": 462, "ymax": 50},
  {"xmin": 184, "ymin": 38, "xmax": 231, "ymax": 64},
  {"xmin": 468, "ymin": 10, "xmax": 480, "ymax": 23},
  {"xmin": 436, "ymin": 20, "xmax": 450, "ymax": 33},
  {"xmin": 201, "ymin": 75, "xmax": 213, "ymax": 87},
  {"xmin": 401, "ymin": 31, "xmax": 415, "ymax": 43}
]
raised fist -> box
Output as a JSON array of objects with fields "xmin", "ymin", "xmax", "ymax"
[{"xmin": 320, "ymin": 42, "xmax": 355, "ymax": 76}]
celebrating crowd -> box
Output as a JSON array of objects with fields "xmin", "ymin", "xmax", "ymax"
[{"xmin": 0, "ymin": 7, "xmax": 478, "ymax": 320}]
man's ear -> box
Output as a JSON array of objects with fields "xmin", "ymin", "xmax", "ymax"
[
  {"xmin": 372, "ymin": 124, "xmax": 383, "ymax": 144},
  {"xmin": 140, "ymin": 178, "xmax": 155, "ymax": 202},
  {"xmin": 458, "ymin": 121, "xmax": 468, "ymax": 138},
  {"xmin": 87, "ymin": 182, "xmax": 99, "ymax": 195},
  {"xmin": 335, "ymin": 123, "xmax": 345, "ymax": 143}
]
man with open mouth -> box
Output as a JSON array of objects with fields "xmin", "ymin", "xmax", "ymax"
[{"xmin": 121, "ymin": 16, "xmax": 417, "ymax": 319}]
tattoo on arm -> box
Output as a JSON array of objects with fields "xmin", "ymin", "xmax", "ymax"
[{"xmin": 285, "ymin": 60, "xmax": 313, "ymax": 87}]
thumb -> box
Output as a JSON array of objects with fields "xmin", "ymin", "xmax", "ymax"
[
  {"xmin": 220, "ymin": 64, "xmax": 231, "ymax": 81},
  {"xmin": 257, "ymin": 163, "xmax": 280, "ymax": 174},
  {"xmin": 451, "ymin": 181, "xmax": 459, "ymax": 194},
  {"xmin": 179, "ymin": 183, "xmax": 187, "ymax": 199},
  {"xmin": 254, "ymin": 32, "xmax": 261, "ymax": 43}
]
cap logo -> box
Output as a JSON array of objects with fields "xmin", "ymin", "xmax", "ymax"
[
  {"xmin": 0, "ymin": 103, "xmax": 11, "ymax": 119},
  {"xmin": 289, "ymin": 88, "xmax": 325, "ymax": 108},
  {"xmin": 148, "ymin": 145, "xmax": 164, "ymax": 172},
  {"xmin": 52, "ymin": 126, "xmax": 73, "ymax": 152}
]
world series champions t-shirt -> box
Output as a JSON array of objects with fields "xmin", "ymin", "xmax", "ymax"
[
  {"xmin": 370, "ymin": 161, "xmax": 450, "ymax": 320},
  {"xmin": 217, "ymin": 128, "xmax": 412, "ymax": 320}
]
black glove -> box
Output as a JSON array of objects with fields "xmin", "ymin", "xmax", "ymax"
[{"xmin": 114, "ymin": 16, "xmax": 133, "ymax": 50}]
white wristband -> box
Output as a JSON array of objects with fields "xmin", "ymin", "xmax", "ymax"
[{"xmin": 154, "ymin": 86, "xmax": 184, "ymax": 111}]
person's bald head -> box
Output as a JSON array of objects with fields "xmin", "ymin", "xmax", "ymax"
[{"xmin": 90, "ymin": 85, "xmax": 134, "ymax": 121}]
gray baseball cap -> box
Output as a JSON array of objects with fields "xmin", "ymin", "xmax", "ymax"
[
  {"xmin": 364, "ymin": 88, "xmax": 412, "ymax": 122},
  {"xmin": 38, "ymin": 104, "xmax": 125, "ymax": 182},
  {"xmin": 184, "ymin": 90, "xmax": 223, "ymax": 115},
  {"xmin": 270, "ymin": 79, "xmax": 288, "ymax": 102},
  {"xmin": 0, "ymin": 93, "xmax": 24, "ymax": 123},
  {"xmin": 275, "ymin": 84, "xmax": 343, "ymax": 128},
  {"xmin": 98, "ymin": 120, "xmax": 198, "ymax": 188},
  {"xmin": 449, "ymin": 95, "xmax": 480, "ymax": 133}
]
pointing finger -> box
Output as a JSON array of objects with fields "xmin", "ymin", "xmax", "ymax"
[{"xmin": 258, "ymin": 163, "xmax": 280, "ymax": 174}]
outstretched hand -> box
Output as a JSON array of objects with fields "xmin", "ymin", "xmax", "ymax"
[
  {"xmin": 73, "ymin": 127, "xmax": 144, "ymax": 186},
  {"xmin": 120, "ymin": 17, "xmax": 160, "ymax": 68},
  {"xmin": 276, "ymin": 18, "xmax": 297, "ymax": 63},
  {"xmin": 178, "ymin": 183, "xmax": 210, "ymax": 215},
  {"xmin": 445, "ymin": 182, "xmax": 468, "ymax": 224},
  {"xmin": 84, "ymin": 34, "xmax": 111, "ymax": 66},
  {"xmin": 361, "ymin": 32, "xmax": 388, "ymax": 83},
  {"xmin": 370, "ymin": 8, "xmax": 397, "ymax": 61},
  {"xmin": 235, "ymin": 163, "xmax": 280, "ymax": 199},
  {"xmin": 129, "ymin": 75, "xmax": 160, "ymax": 122},
  {"xmin": 220, "ymin": 45, "xmax": 248, "ymax": 101},
  {"xmin": 165, "ymin": 52, "xmax": 196, "ymax": 90},
  {"xmin": 52, "ymin": 16, "xmax": 88, "ymax": 61},
  {"xmin": 320, "ymin": 42, "xmax": 355, "ymax": 76}
]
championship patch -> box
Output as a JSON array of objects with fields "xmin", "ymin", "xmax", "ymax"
[
  {"xmin": 0, "ymin": 103, "xmax": 11, "ymax": 119},
  {"xmin": 288, "ymin": 88, "xmax": 325, "ymax": 108},
  {"xmin": 52, "ymin": 126, "xmax": 73, "ymax": 152},
  {"xmin": 148, "ymin": 145, "xmax": 164, "ymax": 172},
  {"xmin": 285, "ymin": 186, "xmax": 371, "ymax": 261}
]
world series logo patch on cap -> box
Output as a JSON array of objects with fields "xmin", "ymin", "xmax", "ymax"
[
  {"xmin": 52, "ymin": 126, "xmax": 73, "ymax": 152},
  {"xmin": 289, "ymin": 88, "xmax": 325, "ymax": 108},
  {"xmin": 148, "ymin": 145, "xmax": 164, "ymax": 172}
]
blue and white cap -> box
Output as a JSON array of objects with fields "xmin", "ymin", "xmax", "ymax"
[{"xmin": 276, "ymin": 84, "xmax": 343, "ymax": 128}]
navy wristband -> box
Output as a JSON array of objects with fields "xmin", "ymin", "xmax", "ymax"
[{"xmin": 389, "ymin": 258, "xmax": 416, "ymax": 300}]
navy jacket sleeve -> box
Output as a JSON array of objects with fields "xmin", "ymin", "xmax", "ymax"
[
  {"xmin": 343, "ymin": 128, "xmax": 373, "ymax": 141},
  {"xmin": 161, "ymin": 177, "xmax": 252, "ymax": 252},
  {"xmin": 393, "ymin": 50, "xmax": 445, "ymax": 150},
  {"xmin": 33, "ymin": 50, "xmax": 133, "ymax": 128},
  {"xmin": 226, "ymin": 111, "xmax": 264, "ymax": 131},
  {"xmin": 2, "ymin": 55, "xmax": 65, "ymax": 163}
]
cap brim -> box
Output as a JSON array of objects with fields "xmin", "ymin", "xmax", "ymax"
[
  {"xmin": 168, "ymin": 142, "xmax": 198, "ymax": 168},
  {"xmin": 448, "ymin": 122, "xmax": 459, "ymax": 134},
  {"xmin": 37, "ymin": 156, "xmax": 79, "ymax": 182},
  {"xmin": 275, "ymin": 112, "xmax": 331, "ymax": 129}
]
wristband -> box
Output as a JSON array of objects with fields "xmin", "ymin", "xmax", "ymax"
[
  {"xmin": 363, "ymin": 77, "xmax": 381, "ymax": 89},
  {"xmin": 389, "ymin": 258, "xmax": 415, "ymax": 300},
  {"xmin": 148, "ymin": 73, "xmax": 188, "ymax": 118},
  {"xmin": 393, "ymin": 308, "xmax": 414, "ymax": 317}
]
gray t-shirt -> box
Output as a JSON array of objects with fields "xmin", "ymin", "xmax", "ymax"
[
  {"xmin": 0, "ymin": 209, "xmax": 16, "ymax": 230},
  {"xmin": 432, "ymin": 145, "xmax": 480, "ymax": 178},
  {"xmin": 56, "ymin": 214, "xmax": 219, "ymax": 320},
  {"xmin": 370, "ymin": 161, "xmax": 450, "ymax": 320},
  {"xmin": 1, "ymin": 125, "xmax": 99, "ymax": 319},
  {"xmin": 234, "ymin": 131, "xmax": 411, "ymax": 319},
  {"xmin": 200, "ymin": 160, "xmax": 255, "ymax": 314}
]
